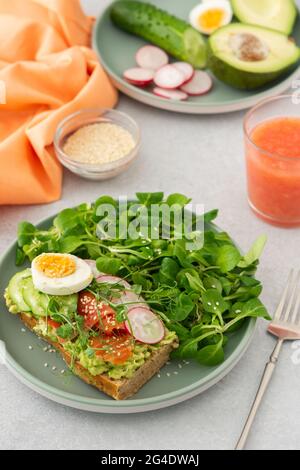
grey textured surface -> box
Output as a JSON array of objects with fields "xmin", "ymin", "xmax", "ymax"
[{"xmin": 0, "ymin": 0, "xmax": 300, "ymax": 451}]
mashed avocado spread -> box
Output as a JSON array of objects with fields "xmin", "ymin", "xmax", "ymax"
[
  {"xmin": 4, "ymin": 289, "xmax": 19, "ymax": 314},
  {"xmin": 65, "ymin": 330, "xmax": 177, "ymax": 380},
  {"xmin": 33, "ymin": 320, "xmax": 59, "ymax": 343},
  {"xmin": 4, "ymin": 288, "xmax": 62, "ymax": 342},
  {"xmin": 4, "ymin": 270, "xmax": 178, "ymax": 380}
]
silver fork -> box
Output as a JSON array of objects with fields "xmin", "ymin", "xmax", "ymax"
[{"xmin": 235, "ymin": 269, "xmax": 300, "ymax": 450}]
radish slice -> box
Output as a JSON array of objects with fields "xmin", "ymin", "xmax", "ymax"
[
  {"xmin": 154, "ymin": 65, "xmax": 185, "ymax": 89},
  {"xmin": 123, "ymin": 68, "xmax": 154, "ymax": 87},
  {"xmin": 84, "ymin": 260, "xmax": 103, "ymax": 278},
  {"xmin": 180, "ymin": 71, "xmax": 213, "ymax": 96},
  {"xmin": 136, "ymin": 45, "xmax": 168, "ymax": 70},
  {"xmin": 125, "ymin": 307, "xmax": 165, "ymax": 344},
  {"xmin": 96, "ymin": 275, "xmax": 131, "ymax": 290},
  {"xmin": 153, "ymin": 87, "xmax": 188, "ymax": 101},
  {"xmin": 173, "ymin": 62, "xmax": 194, "ymax": 83},
  {"xmin": 112, "ymin": 290, "xmax": 148, "ymax": 312},
  {"xmin": 97, "ymin": 275, "xmax": 150, "ymax": 310}
]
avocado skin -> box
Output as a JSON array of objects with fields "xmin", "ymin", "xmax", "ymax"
[{"xmin": 207, "ymin": 42, "xmax": 299, "ymax": 90}]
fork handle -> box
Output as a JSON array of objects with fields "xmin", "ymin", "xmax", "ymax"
[{"xmin": 235, "ymin": 338, "xmax": 284, "ymax": 450}]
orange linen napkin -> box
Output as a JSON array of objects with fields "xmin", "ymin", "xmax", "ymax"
[{"xmin": 0, "ymin": 0, "xmax": 118, "ymax": 205}]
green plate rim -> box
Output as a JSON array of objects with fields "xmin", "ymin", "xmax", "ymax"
[
  {"xmin": 0, "ymin": 213, "xmax": 256, "ymax": 412},
  {"xmin": 93, "ymin": 1, "xmax": 300, "ymax": 114}
]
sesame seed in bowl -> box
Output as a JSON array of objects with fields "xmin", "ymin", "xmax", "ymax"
[{"xmin": 54, "ymin": 108, "xmax": 140, "ymax": 181}]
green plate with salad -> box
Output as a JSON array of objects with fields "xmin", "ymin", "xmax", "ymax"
[
  {"xmin": 0, "ymin": 193, "xmax": 269, "ymax": 413},
  {"xmin": 93, "ymin": 0, "xmax": 300, "ymax": 114}
]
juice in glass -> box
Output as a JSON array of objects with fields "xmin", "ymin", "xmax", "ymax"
[{"xmin": 244, "ymin": 96, "xmax": 300, "ymax": 227}]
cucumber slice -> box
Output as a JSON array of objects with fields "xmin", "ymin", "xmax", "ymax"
[
  {"xmin": 111, "ymin": 1, "xmax": 207, "ymax": 69},
  {"xmin": 7, "ymin": 269, "xmax": 32, "ymax": 312},
  {"xmin": 22, "ymin": 278, "xmax": 49, "ymax": 318}
]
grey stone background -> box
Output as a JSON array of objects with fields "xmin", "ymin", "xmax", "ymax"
[{"xmin": 0, "ymin": 0, "xmax": 299, "ymax": 450}]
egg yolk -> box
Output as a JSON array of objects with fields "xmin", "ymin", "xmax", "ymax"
[
  {"xmin": 35, "ymin": 254, "xmax": 76, "ymax": 278},
  {"xmin": 199, "ymin": 9, "xmax": 225, "ymax": 30}
]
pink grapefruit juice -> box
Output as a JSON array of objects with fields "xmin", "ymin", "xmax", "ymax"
[{"xmin": 246, "ymin": 117, "xmax": 300, "ymax": 227}]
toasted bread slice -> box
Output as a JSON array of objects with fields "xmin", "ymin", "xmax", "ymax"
[{"xmin": 20, "ymin": 313, "xmax": 178, "ymax": 400}]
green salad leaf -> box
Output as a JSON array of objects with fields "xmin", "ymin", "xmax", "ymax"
[
  {"xmin": 16, "ymin": 193, "xmax": 270, "ymax": 367},
  {"xmin": 216, "ymin": 244, "xmax": 241, "ymax": 273},
  {"xmin": 238, "ymin": 234, "xmax": 267, "ymax": 268},
  {"xmin": 166, "ymin": 193, "xmax": 192, "ymax": 207},
  {"xmin": 96, "ymin": 257, "xmax": 122, "ymax": 275},
  {"xmin": 197, "ymin": 335, "xmax": 224, "ymax": 366},
  {"xmin": 136, "ymin": 192, "xmax": 164, "ymax": 205}
]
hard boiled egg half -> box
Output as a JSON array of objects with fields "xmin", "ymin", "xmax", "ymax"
[
  {"xmin": 32, "ymin": 253, "xmax": 93, "ymax": 295},
  {"xmin": 190, "ymin": 1, "xmax": 233, "ymax": 35}
]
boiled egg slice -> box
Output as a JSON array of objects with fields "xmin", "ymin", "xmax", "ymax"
[
  {"xmin": 189, "ymin": 1, "xmax": 233, "ymax": 35},
  {"xmin": 32, "ymin": 253, "xmax": 93, "ymax": 296}
]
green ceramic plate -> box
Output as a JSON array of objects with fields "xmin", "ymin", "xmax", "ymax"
[
  {"xmin": 93, "ymin": 0, "xmax": 300, "ymax": 114},
  {"xmin": 0, "ymin": 214, "xmax": 256, "ymax": 413}
]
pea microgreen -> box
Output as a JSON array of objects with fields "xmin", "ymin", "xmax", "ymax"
[{"xmin": 17, "ymin": 193, "xmax": 270, "ymax": 367}]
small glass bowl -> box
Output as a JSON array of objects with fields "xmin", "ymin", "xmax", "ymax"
[{"xmin": 54, "ymin": 108, "xmax": 141, "ymax": 180}]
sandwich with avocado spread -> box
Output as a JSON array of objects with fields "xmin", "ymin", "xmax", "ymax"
[{"xmin": 4, "ymin": 253, "xmax": 178, "ymax": 400}]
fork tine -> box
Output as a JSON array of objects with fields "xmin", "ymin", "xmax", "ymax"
[
  {"xmin": 291, "ymin": 273, "xmax": 300, "ymax": 325},
  {"xmin": 274, "ymin": 269, "xmax": 294, "ymax": 321},
  {"xmin": 282, "ymin": 270, "xmax": 300, "ymax": 322}
]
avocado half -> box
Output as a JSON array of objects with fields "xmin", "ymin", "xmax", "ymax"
[
  {"xmin": 208, "ymin": 23, "xmax": 300, "ymax": 90},
  {"xmin": 231, "ymin": 0, "xmax": 297, "ymax": 36}
]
